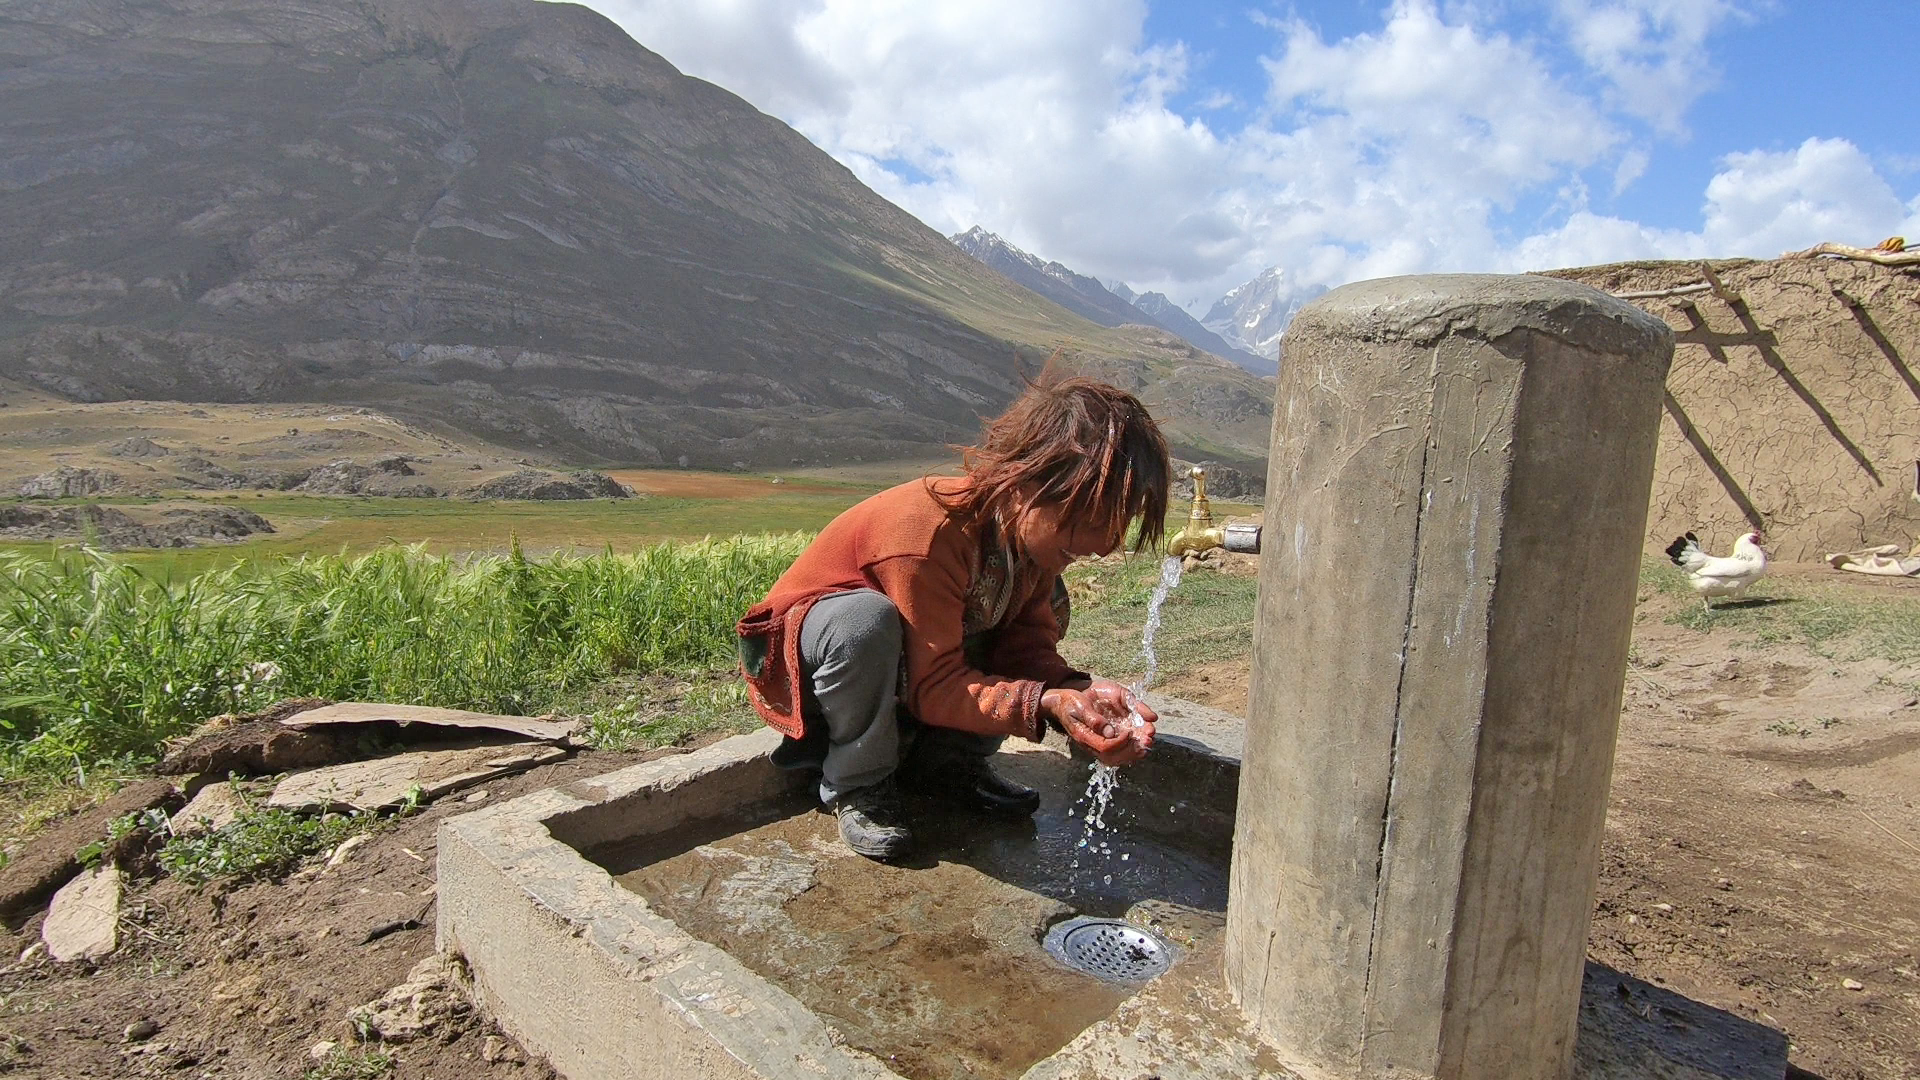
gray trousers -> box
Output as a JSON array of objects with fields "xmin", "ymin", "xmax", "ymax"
[{"xmin": 788, "ymin": 589, "xmax": 1002, "ymax": 804}]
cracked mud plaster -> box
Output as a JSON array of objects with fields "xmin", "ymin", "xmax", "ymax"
[{"xmin": 1548, "ymin": 258, "xmax": 1920, "ymax": 561}]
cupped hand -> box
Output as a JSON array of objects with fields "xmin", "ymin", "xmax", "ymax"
[{"xmin": 1043, "ymin": 680, "xmax": 1155, "ymax": 766}]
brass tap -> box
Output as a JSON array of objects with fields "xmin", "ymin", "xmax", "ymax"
[{"xmin": 1167, "ymin": 467, "xmax": 1225, "ymax": 557}]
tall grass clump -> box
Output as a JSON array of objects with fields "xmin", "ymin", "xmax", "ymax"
[{"xmin": 0, "ymin": 536, "xmax": 806, "ymax": 778}]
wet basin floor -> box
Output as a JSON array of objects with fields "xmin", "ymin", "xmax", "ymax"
[{"xmin": 595, "ymin": 748, "xmax": 1232, "ymax": 1080}]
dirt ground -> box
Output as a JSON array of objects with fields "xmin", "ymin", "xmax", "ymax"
[
  {"xmin": 1, "ymin": 568, "xmax": 1916, "ymax": 1079},
  {"xmin": 600, "ymin": 469, "xmax": 851, "ymax": 498},
  {"xmin": 0, "ymin": 747, "xmax": 678, "ymax": 1080},
  {"xmin": 1163, "ymin": 563, "xmax": 1920, "ymax": 1080}
]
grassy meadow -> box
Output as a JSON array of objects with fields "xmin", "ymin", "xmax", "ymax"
[
  {"xmin": 26, "ymin": 477, "xmax": 1920, "ymax": 832},
  {"xmin": 0, "ymin": 483, "xmax": 875, "ymax": 576}
]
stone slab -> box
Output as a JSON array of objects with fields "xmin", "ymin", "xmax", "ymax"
[
  {"xmin": 280, "ymin": 702, "xmax": 578, "ymax": 742},
  {"xmin": 42, "ymin": 864, "xmax": 121, "ymax": 962},
  {"xmin": 270, "ymin": 744, "xmax": 566, "ymax": 812},
  {"xmin": 171, "ymin": 783, "xmax": 246, "ymax": 837}
]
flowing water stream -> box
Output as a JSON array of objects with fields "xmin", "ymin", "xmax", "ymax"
[{"xmin": 1070, "ymin": 554, "xmax": 1186, "ymax": 887}]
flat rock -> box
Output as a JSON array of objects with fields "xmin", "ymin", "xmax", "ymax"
[
  {"xmin": 268, "ymin": 744, "xmax": 567, "ymax": 812},
  {"xmin": 278, "ymin": 702, "xmax": 579, "ymax": 743},
  {"xmin": 42, "ymin": 865, "xmax": 121, "ymax": 962},
  {"xmin": 349, "ymin": 956, "xmax": 464, "ymax": 1043},
  {"xmin": 0, "ymin": 779, "xmax": 180, "ymax": 926},
  {"xmin": 171, "ymin": 783, "xmax": 246, "ymax": 837}
]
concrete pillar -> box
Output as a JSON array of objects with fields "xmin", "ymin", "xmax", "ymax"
[{"xmin": 1225, "ymin": 275, "xmax": 1674, "ymax": 1080}]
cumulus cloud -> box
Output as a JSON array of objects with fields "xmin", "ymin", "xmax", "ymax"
[
  {"xmin": 1702, "ymin": 138, "xmax": 1912, "ymax": 255},
  {"xmin": 1511, "ymin": 137, "xmax": 1918, "ymax": 270},
  {"xmin": 1249, "ymin": 0, "xmax": 1621, "ymax": 282},
  {"xmin": 1553, "ymin": 0, "xmax": 1750, "ymax": 133},
  {"xmin": 599, "ymin": 0, "xmax": 1237, "ymax": 283},
  {"xmin": 588, "ymin": 0, "xmax": 1914, "ymax": 310}
]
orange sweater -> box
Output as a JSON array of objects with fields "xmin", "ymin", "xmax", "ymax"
[{"xmin": 736, "ymin": 478, "xmax": 1082, "ymax": 742}]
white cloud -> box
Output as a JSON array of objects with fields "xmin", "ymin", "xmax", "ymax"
[
  {"xmin": 1553, "ymin": 0, "xmax": 1749, "ymax": 133},
  {"xmin": 1249, "ymin": 0, "xmax": 1621, "ymax": 283},
  {"xmin": 587, "ymin": 1, "xmax": 1911, "ymax": 313},
  {"xmin": 1508, "ymin": 137, "xmax": 1915, "ymax": 269},
  {"xmin": 1702, "ymin": 138, "xmax": 1911, "ymax": 255},
  {"xmin": 600, "ymin": 0, "xmax": 1245, "ymax": 284},
  {"xmin": 1612, "ymin": 147, "xmax": 1650, "ymax": 194}
]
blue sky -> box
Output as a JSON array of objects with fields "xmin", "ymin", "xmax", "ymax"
[{"xmin": 588, "ymin": 0, "xmax": 1917, "ymax": 310}]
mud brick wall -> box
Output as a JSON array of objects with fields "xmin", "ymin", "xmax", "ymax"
[{"xmin": 1551, "ymin": 258, "xmax": 1920, "ymax": 562}]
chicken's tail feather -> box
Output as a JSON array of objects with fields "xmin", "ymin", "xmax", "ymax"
[{"xmin": 1666, "ymin": 533, "xmax": 1703, "ymax": 568}]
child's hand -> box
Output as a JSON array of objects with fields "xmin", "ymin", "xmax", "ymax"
[{"xmin": 1043, "ymin": 682, "xmax": 1154, "ymax": 766}]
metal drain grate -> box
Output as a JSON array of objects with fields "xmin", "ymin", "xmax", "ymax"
[{"xmin": 1043, "ymin": 917, "xmax": 1175, "ymax": 983}]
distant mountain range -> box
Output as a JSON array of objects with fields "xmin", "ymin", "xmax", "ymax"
[
  {"xmin": 1202, "ymin": 268, "xmax": 1326, "ymax": 366},
  {"xmin": 951, "ymin": 227, "xmax": 1277, "ymax": 376},
  {"xmin": 0, "ymin": 0, "xmax": 1274, "ymax": 470},
  {"xmin": 950, "ymin": 228, "xmax": 1333, "ymax": 379}
]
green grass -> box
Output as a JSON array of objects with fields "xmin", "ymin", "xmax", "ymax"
[
  {"xmin": 0, "ymin": 488, "xmax": 867, "ymax": 577},
  {"xmin": 1643, "ymin": 560, "xmax": 1920, "ymax": 663},
  {"xmin": 159, "ymin": 803, "xmax": 385, "ymax": 886},
  {"xmin": 571, "ymin": 672, "xmax": 761, "ymax": 752},
  {"xmin": 304, "ymin": 1046, "xmax": 395, "ymax": 1080},
  {"xmin": 0, "ymin": 535, "xmax": 806, "ymax": 778},
  {"xmin": 1058, "ymin": 554, "xmax": 1259, "ymax": 688}
]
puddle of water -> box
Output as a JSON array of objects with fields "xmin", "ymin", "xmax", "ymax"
[{"xmin": 594, "ymin": 748, "xmax": 1229, "ymax": 1080}]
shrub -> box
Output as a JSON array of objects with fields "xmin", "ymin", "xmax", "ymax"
[{"xmin": 0, "ymin": 536, "xmax": 806, "ymax": 777}]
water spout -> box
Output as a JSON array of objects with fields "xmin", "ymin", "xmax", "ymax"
[{"xmin": 1167, "ymin": 466, "xmax": 1262, "ymax": 555}]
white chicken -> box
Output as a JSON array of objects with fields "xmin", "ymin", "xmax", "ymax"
[{"xmin": 1665, "ymin": 531, "xmax": 1768, "ymax": 609}]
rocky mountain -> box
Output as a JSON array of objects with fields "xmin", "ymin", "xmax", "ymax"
[
  {"xmin": 0, "ymin": 0, "xmax": 1273, "ymax": 469},
  {"xmin": 952, "ymin": 229, "xmax": 1274, "ymax": 376},
  {"xmin": 948, "ymin": 227, "xmax": 1145, "ymax": 328},
  {"xmin": 1203, "ymin": 268, "xmax": 1327, "ymax": 362},
  {"xmin": 1127, "ymin": 291, "xmax": 1274, "ymax": 376}
]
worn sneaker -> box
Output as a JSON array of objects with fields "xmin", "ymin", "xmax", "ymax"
[
  {"xmin": 936, "ymin": 758, "xmax": 1042, "ymax": 818},
  {"xmin": 831, "ymin": 781, "xmax": 914, "ymax": 861}
]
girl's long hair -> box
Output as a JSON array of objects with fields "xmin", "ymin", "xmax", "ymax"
[{"xmin": 937, "ymin": 368, "xmax": 1171, "ymax": 557}]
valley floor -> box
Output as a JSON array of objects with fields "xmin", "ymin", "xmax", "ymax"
[{"xmin": 0, "ymin": 562, "xmax": 1914, "ymax": 1079}]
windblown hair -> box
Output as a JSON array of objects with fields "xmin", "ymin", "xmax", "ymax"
[{"xmin": 939, "ymin": 373, "xmax": 1171, "ymax": 556}]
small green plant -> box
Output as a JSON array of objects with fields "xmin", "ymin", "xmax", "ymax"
[
  {"xmin": 158, "ymin": 807, "xmax": 378, "ymax": 885},
  {"xmin": 582, "ymin": 677, "xmax": 757, "ymax": 752},
  {"xmin": 1765, "ymin": 720, "xmax": 1812, "ymax": 738},
  {"xmin": 75, "ymin": 806, "xmax": 170, "ymax": 868},
  {"xmin": 303, "ymin": 1046, "xmax": 395, "ymax": 1080},
  {"xmin": 395, "ymin": 783, "xmax": 427, "ymax": 817},
  {"xmin": 1816, "ymin": 716, "xmax": 1844, "ymax": 730}
]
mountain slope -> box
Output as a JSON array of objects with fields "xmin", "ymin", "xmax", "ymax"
[
  {"xmin": 952, "ymin": 228, "xmax": 1274, "ymax": 376},
  {"xmin": 0, "ymin": 0, "xmax": 1272, "ymax": 468},
  {"xmin": 949, "ymin": 227, "xmax": 1146, "ymax": 328}
]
